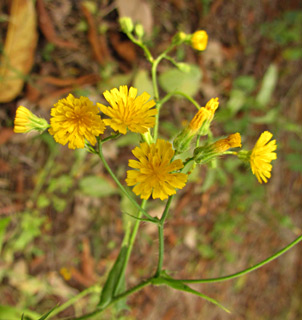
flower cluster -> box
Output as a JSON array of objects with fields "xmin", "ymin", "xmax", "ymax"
[{"xmin": 14, "ymin": 27, "xmax": 278, "ymax": 201}]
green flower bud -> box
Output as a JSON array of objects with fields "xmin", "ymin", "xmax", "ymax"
[
  {"xmin": 119, "ymin": 17, "xmax": 134, "ymax": 34},
  {"xmin": 134, "ymin": 23, "xmax": 144, "ymax": 39}
]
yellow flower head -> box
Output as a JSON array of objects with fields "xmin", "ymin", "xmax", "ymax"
[
  {"xmin": 194, "ymin": 133, "xmax": 241, "ymax": 164},
  {"xmin": 189, "ymin": 97, "xmax": 219, "ymax": 134},
  {"xmin": 97, "ymin": 86, "xmax": 157, "ymax": 135},
  {"xmin": 191, "ymin": 30, "xmax": 208, "ymax": 51},
  {"xmin": 126, "ymin": 139, "xmax": 188, "ymax": 200},
  {"xmin": 250, "ymin": 131, "xmax": 277, "ymax": 184},
  {"xmin": 188, "ymin": 107, "xmax": 211, "ymax": 133},
  {"xmin": 14, "ymin": 106, "xmax": 49, "ymax": 133},
  {"xmin": 213, "ymin": 133, "xmax": 242, "ymax": 153},
  {"xmin": 49, "ymin": 94, "xmax": 105, "ymax": 149},
  {"xmin": 205, "ymin": 97, "xmax": 219, "ymax": 115}
]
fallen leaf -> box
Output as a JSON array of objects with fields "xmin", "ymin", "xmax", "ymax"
[
  {"xmin": 0, "ymin": 0, "xmax": 38, "ymax": 103},
  {"xmin": 36, "ymin": 0, "xmax": 78, "ymax": 49},
  {"xmin": 110, "ymin": 32, "xmax": 137, "ymax": 63},
  {"xmin": 116, "ymin": 0, "xmax": 153, "ymax": 35},
  {"xmin": 81, "ymin": 3, "xmax": 110, "ymax": 65}
]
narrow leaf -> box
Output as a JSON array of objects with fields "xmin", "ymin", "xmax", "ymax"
[
  {"xmin": 37, "ymin": 307, "xmax": 57, "ymax": 320},
  {"xmin": 99, "ymin": 246, "xmax": 128, "ymax": 308},
  {"xmin": 159, "ymin": 277, "xmax": 231, "ymax": 314},
  {"xmin": 256, "ymin": 64, "xmax": 278, "ymax": 107}
]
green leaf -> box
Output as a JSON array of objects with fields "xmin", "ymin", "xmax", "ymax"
[
  {"xmin": 47, "ymin": 175, "xmax": 73, "ymax": 193},
  {"xmin": 133, "ymin": 69, "xmax": 154, "ymax": 97},
  {"xmin": 251, "ymin": 108, "xmax": 279, "ymax": 124},
  {"xmin": 0, "ymin": 217, "xmax": 10, "ymax": 252},
  {"xmin": 101, "ymin": 73, "xmax": 133, "ymax": 92},
  {"xmin": 99, "ymin": 246, "xmax": 128, "ymax": 308},
  {"xmin": 79, "ymin": 176, "xmax": 118, "ymax": 197},
  {"xmin": 37, "ymin": 307, "xmax": 57, "ymax": 320},
  {"xmin": 233, "ymin": 75, "xmax": 256, "ymax": 93},
  {"xmin": 153, "ymin": 276, "xmax": 230, "ymax": 313},
  {"xmin": 226, "ymin": 89, "xmax": 246, "ymax": 115},
  {"xmin": 256, "ymin": 64, "xmax": 278, "ymax": 107},
  {"xmin": 282, "ymin": 47, "xmax": 302, "ymax": 60},
  {"xmin": 159, "ymin": 64, "xmax": 202, "ymax": 97},
  {"xmin": 0, "ymin": 305, "xmax": 39, "ymax": 320}
]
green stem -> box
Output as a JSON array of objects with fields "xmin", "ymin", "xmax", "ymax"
[
  {"xmin": 115, "ymin": 200, "xmax": 147, "ymax": 292},
  {"xmin": 126, "ymin": 32, "xmax": 153, "ymax": 63},
  {"xmin": 173, "ymin": 91, "xmax": 201, "ymax": 110},
  {"xmin": 156, "ymin": 224, "xmax": 164, "ymax": 276},
  {"xmin": 72, "ymin": 278, "xmax": 153, "ymax": 320},
  {"xmin": 97, "ymin": 141, "xmax": 156, "ymax": 222},
  {"xmin": 151, "ymin": 59, "xmax": 161, "ymax": 141},
  {"xmin": 166, "ymin": 233, "xmax": 302, "ymax": 284},
  {"xmin": 101, "ymin": 133, "xmax": 121, "ymax": 143},
  {"xmin": 156, "ymin": 196, "xmax": 174, "ymax": 276},
  {"xmin": 49, "ymin": 285, "xmax": 100, "ymax": 319}
]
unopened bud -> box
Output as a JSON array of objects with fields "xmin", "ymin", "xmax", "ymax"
[
  {"xmin": 119, "ymin": 17, "xmax": 134, "ymax": 34},
  {"xmin": 134, "ymin": 23, "xmax": 144, "ymax": 39},
  {"xmin": 14, "ymin": 106, "xmax": 49, "ymax": 134}
]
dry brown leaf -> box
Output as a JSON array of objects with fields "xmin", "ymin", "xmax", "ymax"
[
  {"xmin": 37, "ymin": 0, "xmax": 78, "ymax": 49},
  {"xmin": 0, "ymin": 0, "xmax": 38, "ymax": 103},
  {"xmin": 116, "ymin": 0, "xmax": 153, "ymax": 35}
]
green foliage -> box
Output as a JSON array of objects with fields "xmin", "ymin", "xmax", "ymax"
[
  {"xmin": 159, "ymin": 64, "xmax": 202, "ymax": 96},
  {"xmin": 79, "ymin": 176, "xmax": 118, "ymax": 197},
  {"xmin": 133, "ymin": 69, "xmax": 154, "ymax": 96},
  {"xmin": 261, "ymin": 10, "xmax": 302, "ymax": 61},
  {"xmin": 9, "ymin": 212, "xmax": 45, "ymax": 252},
  {"xmin": 99, "ymin": 246, "xmax": 128, "ymax": 308},
  {"xmin": 0, "ymin": 305, "xmax": 39, "ymax": 320},
  {"xmin": 0, "ymin": 217, "xmax": 10, "ymax": 253},
  {"xmin": 261, "ymin": 11, "xmax": 302, "ymax": 46}
]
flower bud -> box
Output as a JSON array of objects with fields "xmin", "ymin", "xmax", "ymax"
[
  {"xmin": 134, "ymin": 23, "xmax": 144, "ymax": 39},
  {"xmin": 172, "ymin": 31, "xmax": 189, "ymax": 45},
  {"xmin": 14, "ymin": 106, "xmax": 49, "ymax": 133},
  {"xmin": 194, "ymin": 133, "xmax": 241, "ymax": 164},
  {"xmin": 119, "ymin": 17, "xmax": 134, "ymax": 34},
  {"xmin": 191, "ymin": 30, "xmax": 208, "ymax": 51}
]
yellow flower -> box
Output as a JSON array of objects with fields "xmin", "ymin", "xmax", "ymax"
[
  {"xmin": 194, "ymin": 133, "xmax": 241, "ymax": 164},
  {"xmin": 250, "ymin": 131, "xmax": 277, "ymax": 184},
  {"xmin": 174, "ymin": 98, "xmax": 219, "ymax": 153},
  {"xmin": 205, "ymin": 97, "xmax": 219, "ymax": 114},
  {"xmin": 188, "ymin": 107, "xmax": 211, "ymax": 133},
  {"xmin": 49, "ymin": 94, "xmax": 105, "ymax": 149},
  {"xmin": 14, "ymin": 106, "xmax": 49, "ymax": 133},
  {"xmin": 98, "ymin": 86, "xmax": 157, "ymax": 134},
  {"xmin": 126, "ymin": 139, "xmax": 188, "ymax": 200},
  {"xmin": 189, "ymin": 97, "xmax": 219, "ymax": 133},
  {"xmin": 191, "ymin": 30, "xmax": 208, "ymax": 51},
  {"xmin": 213, "ymin": 133, "xmax": 242, "ymax": 153}
]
